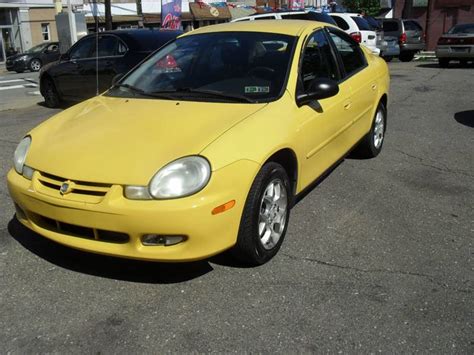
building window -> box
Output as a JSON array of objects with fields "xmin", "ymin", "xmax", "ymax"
[{"xmin": 41, "ymin": 23, "xmax": 50, "ymax": 41}]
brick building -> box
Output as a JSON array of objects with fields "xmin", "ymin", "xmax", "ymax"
[{"xmin": 392, "ymin": 0, "xmax": 474, "ymax": 50}]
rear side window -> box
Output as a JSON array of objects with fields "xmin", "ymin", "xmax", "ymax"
[
  {"xmin": 97, "ymin": 36, "xmax": 119, "ymax": 57},
  {"xmin": 281, "ymin": 14, "xmax": 308, "ymax": 20},
  {"xmin": 331, "ymin": 16, "xmax": 350, "ymax": 30},
  {"xmin": 254, "ymin": 16, "xmax": 276, "ymax": 20},
  {"xmin": 404, "ymin": 20, "xmax": 423, "ymax": 31},
  {"xmin": 351, "ymin": 16, "xmax": 371, "ymax": 31},
  {"xmin": 328, "ymin": 29, "xmax": 366, "ymax": 77},
  {"xmin": 365, "ymin": 16, "xmax": 381, "ymax": 30},
  {"xmin": 382, "ymin": 21, "xmax": 399, "ymax": 32}
]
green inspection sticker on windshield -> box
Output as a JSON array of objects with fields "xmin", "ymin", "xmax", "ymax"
[{"xmin": 245, "ymin": 86, "xmax": 270, "ymax": 94}]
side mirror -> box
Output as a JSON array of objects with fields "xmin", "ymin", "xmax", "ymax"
[
  {"xmin": 60, "ymin": 53, "xmax": 70, "ymax": 61},
  {"xmin": 112, "ymin": 73, "xmax": 124, "ymax": 86},
  {"xmin": 296, "ymin": 78, "xmax": 339, "ymax": 107}
]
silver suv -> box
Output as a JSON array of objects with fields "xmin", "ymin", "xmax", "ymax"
[{"xmin": 378, "ymin": 18, "xmax": 426, "ymax": 62}]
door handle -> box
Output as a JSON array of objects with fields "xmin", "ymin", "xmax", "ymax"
[
  {"xmin": 371, "ymin": 84, "xmax": 377, "ymax": 91},
  {"xmin": 344, "ymin": 101, "xmax": 352, "ymax": 110}
]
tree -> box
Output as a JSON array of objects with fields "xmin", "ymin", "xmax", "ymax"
[
  {"xmin": 105, "ymin": 0, "xmax": 113, "ymax": 30},
  {"xmin": 343, "ymin": 0, "xmax": 381, "ymax": 16}
]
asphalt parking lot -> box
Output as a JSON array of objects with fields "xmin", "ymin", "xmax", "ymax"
[{"xmin": 0, "ymin": 60, "xmax": 472, "ymax": 353}]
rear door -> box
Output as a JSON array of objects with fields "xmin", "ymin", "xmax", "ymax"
[
  {"xmin": 328, "ymin": 28, "xmax": 377, "ymax": 140},
  {"xmin": 403, "ymin": 20, "xmax": 424, "ymax": 45}
]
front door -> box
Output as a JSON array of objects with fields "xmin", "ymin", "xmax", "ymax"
[
  {"xmin": 295, "ymin": 29, "xmax": 354, "ymax": 188},
  {"xmin": 56, "ymin": 36, "xmax": 96, "ymax": 100}
]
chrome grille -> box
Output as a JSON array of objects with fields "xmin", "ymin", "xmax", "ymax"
[{"xmin": 36, "ymin": 171, "xmax": 112, "ymax": 203}]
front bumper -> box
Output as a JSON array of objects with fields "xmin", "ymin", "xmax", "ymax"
[
  {"xmin": 7, "ymin": 160, "xmax": 259, "ymax": 262},
  {"xmin": 436, "ymin": 45, "xmax": 474, "ymax": 59},
  {"xmin": 6, "ymin": 59, "xmax": 28, "ymax": 72}
]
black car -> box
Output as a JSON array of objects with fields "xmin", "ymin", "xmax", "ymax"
[
  {"xmin": 39, "ymin": 29, "xmax": 182, "ymax": 108},
  {"xmin": 6, "ymin": 42, "xmax": 60, "ymax": 73}
]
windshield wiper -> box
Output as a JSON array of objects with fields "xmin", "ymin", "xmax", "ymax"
[
  {"xmin": 113, "ymin": 83, "xmax": 177, "ymax": 100},
  {"xmin": 151, "ymin": 88, "xmax": 256, "ymax": 103}
]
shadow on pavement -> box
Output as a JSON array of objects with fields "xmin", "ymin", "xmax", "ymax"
[
  {"xmin": 7, "ymin": 216, "xmax": 214, "ymax": 284},
  {"xmin": 417, "ymin": 62, "xmax": 474, "ymax": 69},
  {"xmin": 454, "ymin": 110, "xmax": 474, "ymax": 128}
]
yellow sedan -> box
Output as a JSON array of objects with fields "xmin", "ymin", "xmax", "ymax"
[{"xmin": 7, "ymin": 21, "xmax": 389, "ymax": 265}]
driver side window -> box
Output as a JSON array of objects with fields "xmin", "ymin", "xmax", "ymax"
[
  {"xmin": 69, "ymin": 37, "xmax": 94, "ymax": 60},
  {"xmin": 299, "ymin": 30, "xmax": 339, "ymax": 92}
]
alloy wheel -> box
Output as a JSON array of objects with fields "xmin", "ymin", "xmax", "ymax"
[{"xmin": 258, "ymin": 178, "xmax": 288, "ymax": 250}]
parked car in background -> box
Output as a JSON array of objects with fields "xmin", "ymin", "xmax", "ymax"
[
  {"xmin": 363, "ymin": 15, "xmax": 400, "ymax": 61},
  {"xmin": 8, "ymin": 20, "xmax": 390, "ymax": 266},
  {"xmin": 6, "ymin": 42, "xmax": 60, "ymax": 73},
  {"xmin": 329, "ymin": 13, "xmax": 380, "ymax": 55},
  {"xmin": 378, "ymin": 18, "xmax": 425, "ymax": 62},
  {"xmin": 231, "ymin": 10, "xmax": 338, "ymax": 26},
  {"xmin": 39, "ymin": 29, "xmax": 182, "ymax": 107},
  {"xmin": 436, "ymin": 23, "xmax": 474, "ymax": 67}
]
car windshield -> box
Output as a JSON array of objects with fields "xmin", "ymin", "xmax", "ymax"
[
  {"xmin": 448, "ymin": 23, "xmax": 474, "ymax": 34},
  {"xmin": 107, "ymin": 32, "xmax": 296, "ymax": 103},
  {"xmin": 24, "ymin": 43, "xmax": 49, "ymax": 54}
]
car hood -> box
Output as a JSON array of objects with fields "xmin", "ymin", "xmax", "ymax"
[
  {"xmin": 7, "ymin": 53, "xmax": 32, "ymax": 61},
  {"xmin": 26, "ymin": 96, "xmax": 266, "ymax": 185}
]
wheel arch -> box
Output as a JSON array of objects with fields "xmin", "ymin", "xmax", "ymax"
[{"xmin": 263, "ymin": 148, "xmax": 298, "ymax": 197}]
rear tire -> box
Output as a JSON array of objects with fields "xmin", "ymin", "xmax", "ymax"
[
  {"xmin": 356, "ymin": 101, "xmax": 387, "ymax": 158},
  {"xmin": 438, "ymin": 58, "xmax": 449, "ymax": 68},
  {"xmin": 231, "ymin": 162, "xmax": 291, "ymax": 266},
  {"xmin": 42, "ymin": 77, "xmax": 61, "ymax": 108},
  {"xmin": 399, "ymin": 51, "xmax": 415, "ymax": 62}
]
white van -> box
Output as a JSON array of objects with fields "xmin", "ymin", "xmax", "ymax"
[{"xmin": 231, "ymin": 11, "xmax": 338, "ymax": 27}]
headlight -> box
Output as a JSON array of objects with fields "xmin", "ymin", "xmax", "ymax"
[
  {"xmin": 149, "ymin": 156, "xmax": 211, "ymax": 199},
  {"xmin": 17, "ymin": 55, "xmax": 28, "ymax": 61},
  {"xmin": 13, "ymin": 136, "xmax": 31, "ymax": 175}
]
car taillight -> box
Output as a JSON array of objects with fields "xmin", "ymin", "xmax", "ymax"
[
  {"xmin": 399, "ymin": 32, "xmax": 407, "ymax": 44},
  {"xmin": 350, "ymin": 32, "xmax": 362, "ymax": 43}
]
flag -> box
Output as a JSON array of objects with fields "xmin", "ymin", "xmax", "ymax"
[{"xmin": 161, "ymin": 0, "xmax": 182, "ymax": 30}]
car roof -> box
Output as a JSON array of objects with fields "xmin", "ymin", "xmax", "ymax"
[
  {"xmin": 91, "ymin": 29, "xmax": 182, "ymax": 51},
  {"xmin": 330, "ymin": 13, "xmax": 361, "ymax": 16},
  {"xmin": 184, "ymin": 20, "xmax": 331, "ymax": 37}
]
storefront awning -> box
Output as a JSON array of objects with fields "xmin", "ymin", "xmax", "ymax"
[{"xmin": 189, "ymin": 3, "xmax": 231, "ymax": 20}]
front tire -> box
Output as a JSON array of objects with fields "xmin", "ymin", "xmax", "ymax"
[
  {"xmin": 232, "ymin": 162, "xmax": 291, "ymax": 266},
  {"xmin": 438, "ymin": 58, "xmax": 449, "ymax": 68},
  {"xmin": 357, "ymin": 102, "xmax": 387, "ymax": 158},
  {"xmin": 29, "ymin": 58, "xmax": 42, "ymax": 72},
  {"xmin": 42, "ymin": 77, "xmax": 61, "ymax": 108},
  {"xmin": 399, "ymin": 51, "xmax": 415, "ymax": 62},
  {"xmin": 383, "ymin": 56, "xmax": 393, "ymax": 62}
]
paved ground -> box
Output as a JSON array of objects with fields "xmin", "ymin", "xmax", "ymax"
[
  {"xmin": 0, "ymin": 61, "xmax": 472, "ymax": 353},
  {"xmin": 0, "ymin": 70, "xmax": 41, "ymax": 112}
]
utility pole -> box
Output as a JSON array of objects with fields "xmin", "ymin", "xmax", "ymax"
[
  {"xmin": 67, "ymin": 0, "xmax": 77, "ymax": 45},
  {"xmin": 425, "ymin": 0, "xmax": 432, "ymax": 50},
  {"xmin": 136, "ymin": 0, "xmax": 144, "ymax": 28},
  {"xmin": 105, "ymin": 0, "xmax": 113, "ymax": 30}
]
